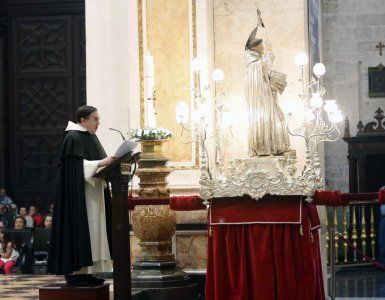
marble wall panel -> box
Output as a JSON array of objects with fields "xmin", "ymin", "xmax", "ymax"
[
  {"xmin": 176, "ymin": 234, "xmax": 208, "ymax": 270},
  {"xmin": 146, "ymin": 0, "xmax": 193, "ymax": 163}
]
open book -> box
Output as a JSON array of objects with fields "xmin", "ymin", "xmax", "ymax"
[{"xmin": 113, "ymin": 140, "xmax": 140, "ymax": 158}]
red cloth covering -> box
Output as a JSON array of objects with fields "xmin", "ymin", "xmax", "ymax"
[
  {"xmin": 210, "ymin": 195, "xmax": 303, "ymax": 224},
  {"xmin": 312, "ymin": 190, "xmax": 383, "ymax": 206},
  {"xmin": 169, "ymin": 195, "xmax": 206, "ymax": 211},
  {"xmin": 312, "ymin": 190, "xmax": 347, "ymax": 206},
  {"xmin": 378, "ymin": 189, "xmax": 385, "ymax": 204},
  {"xmin": 206, "ymin": 197, "xmax": 325, "ymax": 300}
]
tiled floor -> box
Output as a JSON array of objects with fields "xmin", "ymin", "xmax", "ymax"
[
  {"xmin": 334, "ymin": 265, "xmax": 385, "ymax": 299},
  {"xmin": 2, "ymin": 266, "xmax": 385, "ymax": 299},
  {"xmin": 0, "ymin": 275, "xmax": 113, "ymax": 300}
]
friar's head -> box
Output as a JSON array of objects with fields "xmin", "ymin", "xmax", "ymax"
[
  {"xmin": 76, "ymin": 105, "xmax": 100, "ymax": 134},
  {"xmin": 245, "ymin": 26, "xmax": 264, "ymax": 54}
]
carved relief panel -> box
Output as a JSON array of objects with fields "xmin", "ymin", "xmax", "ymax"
[{"xmin": 4, "ymin": 0, "xmax": 85, "ymax": 208}]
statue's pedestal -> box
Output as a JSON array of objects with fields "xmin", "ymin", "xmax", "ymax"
[{"xmin": 131, "ymin": 140, "xmax": 198, "ymax": 300}]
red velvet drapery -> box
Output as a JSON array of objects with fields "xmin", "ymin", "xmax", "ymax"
[{"xmin": 205, "ymin": 197, "xmax": 325, "ymax": 300}]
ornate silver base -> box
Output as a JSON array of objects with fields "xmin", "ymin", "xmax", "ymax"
[{"xmin": 200, "ymin": 149, "xmax": 322, "ymax": 201}]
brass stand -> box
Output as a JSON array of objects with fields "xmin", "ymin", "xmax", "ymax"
[{"xmin": 131, "ymin": 140, "xmax": 197, "ymax": 300}]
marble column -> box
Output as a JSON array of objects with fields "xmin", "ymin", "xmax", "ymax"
[{"xmin": 85, "ymin": 0, "xmax": 140, "ymax": 152}]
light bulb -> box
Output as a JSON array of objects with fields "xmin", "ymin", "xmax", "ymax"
[
  {"xmin": 313, "ymin": 63, "xmax": 326, "ymax": 77},
  {"xmin": 195, "ymin": 102, "xmax": 211, "ymax": 123},
  {"xmin": 222, "ymin": 111, "xmax": 235, "ymax": 127},
  {"xmin": 175, "ymin": 101, "xmax": 189, "ymax": 124},
  {"xmin": 330, "ymin": 110, "xmax": 343, "ymax": 123},
  {"xmin": 306, "ymin": 111, "xmax": 316, "ymax": 122},
  {"xmin": 212, "ymin": 68, "xmax": 225, "ymax": 82},
  {"xmin": 281, "ymin": 100, "xmax": 296, "ymax": 115},
  {"xmin": 294, "ymin": 52, "xmax": 308, "ymax": 66},
  {"xmin": 324, "ymin": 100, "xmax": 338, "ymax": 113},
  {"xmin": 192, "ymin": 58, "xmax": 202, "ymax": 72},
  {"xmin": 310, "ymin": 93, "xmax": 323, "ymax": 109}
]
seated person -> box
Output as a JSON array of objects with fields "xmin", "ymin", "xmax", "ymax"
[
  {"xmin": 43, "ymin": 214, "xmax": 52, "ymax": 229},
  {"xmin": 48, "ymin": 203, "xmax": 54, "ymax": 215},
  {"xmin": 0, "ymin": 228, "xmax": 20, "ymax": 275},
  {"xmin": 30, "ymin": 206, "xmax": 43, "ymax": 227},
  {"xmin": 14, "ymin": 216, "xmax": 26, "ymax": 230},
  {"xmin": 0, "ymin": 204, "xmax": 13, "ymax": 229},
  {"xmin": 0, "ymin": 189, "xmax": 13, "ymax": 205},
  {"xmin": 19, "ymin": 207, "xmax": 34, "ymax": 228}
]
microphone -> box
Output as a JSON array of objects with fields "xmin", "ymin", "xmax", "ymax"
[{"xmin": 109, "ymin": 128, "xmax": 126, "ymax": 140}]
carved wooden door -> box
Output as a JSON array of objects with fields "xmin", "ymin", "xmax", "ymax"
[{"xmin": 4, "ymin": 0, "xmax": 85, "ymax": 210}]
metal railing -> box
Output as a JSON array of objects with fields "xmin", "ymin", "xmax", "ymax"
[{"xmin": 326, "ymin": 203, "xmax": 377, "ymax": 265}]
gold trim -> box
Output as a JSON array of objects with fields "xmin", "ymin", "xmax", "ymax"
[
  {"xmin": 138, "ymin": 0, "xmax": 145, "ymax": 128},
  {"xmin": 192, "ymin": 0, "xmax": 199, "ymax": 169},
  {"xmin": 138, "ymin": 0, "xmax": 199, "ymax": 169}
]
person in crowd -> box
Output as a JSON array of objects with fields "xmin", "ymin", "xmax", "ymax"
[
  {"xmin": 19, "ymin": 207, "xmax": 34, "ymax": 228},
  {"xmin": 48, "ymin": 203, "xmax": 54, "ymax": 215},
  {"xmin": 10, "ymin": 204, "xmax": 18, "ymax": 218},
  {"xmin": 379, "ymin": 186, "xmax": 385, "ymax": 265},
  {"xmin": 14, "ymin": 216, "xmax": 26, "ymax": 230},
  {"xmin": 0, "ymin": 228, "xmax": 19, "ymax": 275},
  {"xmin": 0, "ymin": 189, "xmax": 13, "ymax": 205},
  {"xmin": 29, "ymin": 206, "xmax": 43, "ymax": 227},
  {"xmin": 43, "ymin": 214, "xmax": 52, "ymax": 229},
  {"xmin": 0, "ymin": 204, "xmax": 13, "ymax": 229}
]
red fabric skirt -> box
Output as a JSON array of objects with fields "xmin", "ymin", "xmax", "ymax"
[{"xmin": 205, "ymin": 199, "xmax": 325, "ymax": 300}]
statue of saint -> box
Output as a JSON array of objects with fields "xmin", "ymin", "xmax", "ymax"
[{"xmin": 245, "ymin": 13, "xmax": 290, "ymax": 156}]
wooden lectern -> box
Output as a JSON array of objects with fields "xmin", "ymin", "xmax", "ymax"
[{"xmin": 94, "ymin": 151, "xmax": 141, "ymax": 300}]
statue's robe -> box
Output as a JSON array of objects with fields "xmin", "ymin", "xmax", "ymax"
[
  {"xmin": 245, "ymin": 50, "xmax": 290, "ymax": 156},
  {"xmin": 48, "ymin": 122, "xmax": 113, "ymax": 275}
]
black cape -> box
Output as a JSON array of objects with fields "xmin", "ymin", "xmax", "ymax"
[{"xmin": 47, "ymin": 130, "xmax": 113, "ymax": 275}]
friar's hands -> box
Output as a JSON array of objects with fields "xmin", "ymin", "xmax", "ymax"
[{"xmin": 98, "ymin": 156, "xmax": 117, "ymax": 167}]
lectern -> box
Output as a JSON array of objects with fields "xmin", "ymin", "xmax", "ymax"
[{"xmin": 95, "ymin": 151, "xmax": 141, "ymax": 300}]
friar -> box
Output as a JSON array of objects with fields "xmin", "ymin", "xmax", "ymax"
[{"xmin": 48, "ymin": 105, "xmax": 116, "ymax": 286}]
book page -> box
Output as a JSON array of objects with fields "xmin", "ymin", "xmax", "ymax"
[{"xmin": 114, "ymin": 140, "xmax": 139, "ymax": 158}]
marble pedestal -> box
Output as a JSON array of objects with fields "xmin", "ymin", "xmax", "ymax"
[{"xmin": 131, "ymin": 140, "xmax": 198, "ymax": 300}]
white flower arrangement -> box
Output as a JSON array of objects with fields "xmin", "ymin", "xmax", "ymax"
[{"xmin": 129, "ymin": 127, "xmax": 173, "ymax": 141}]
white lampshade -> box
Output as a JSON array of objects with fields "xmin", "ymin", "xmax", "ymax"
[
  {"xmin": 330, "ymin": 110, "xmax": 343, "ymax": 123},
  {"xmin": 313, "ymin": 63, "xmax": 326, "ymax": 77},
  {"xmin": 175, "ymin": 101, "xmax": 189, "ymax": 124},
  {"xmin": 192, "ymin": 58, "xmax": 202, "ymax": 72},
  {"xmin": 212, "ymin": 68, "xmax": 225, "ymax": 82},
  {"xmin": 324, "ymin": 100, "xmax": 338, "ymax": 113},
  {"xmin": 310, "ymin": 93, "xmax": 323, "ymax": 109},
  {"xmin": 222, "ymin": 111, "xmax": 235, "ymax": 127},
  {"xmin": 294, "ymin": 52, "xmax": 308, "ymax": 66},
  {"xmin": 281, "ymin": 100, "xmax": 296, "ymax": 115},
  {"xmin": 306, "ymin": 111, "xmax": 316, "ymax": 122},
  {"xmin": 195, "ymin": 102, "xmax": 211, "ymax": 123}
]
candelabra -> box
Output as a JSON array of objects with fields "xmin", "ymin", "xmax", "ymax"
[
  {"xmin": 175, "ymin": 59, "xmax": 230, "ymax": 204},
  {"xmin": 175, "ymin": 54, "xmax": 343, "ymax": 203},
  {"xmin": 287, "ymin": 53, "xmax": 343, "ymax": 198}
]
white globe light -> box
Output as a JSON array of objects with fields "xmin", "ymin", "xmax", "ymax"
[
  {"xmin": 294, "ymin": 52, "xmax": 308, "ymax": 66},
  {"xmin": 280, "ymin": 100, "xmax": 296, "ymax": 115},
  {"xmin": 175, "ymin": 101, "xmax": 189, "ymax": 124},
  {"xmin": 330, "ymin": 110, "xmax": 343, "ymax": 123},
  {"xmin": 194, "ymin": 102, "xmax": 211, "ymax": 125},
  {"xmin": 306, "ymin": 111, "xmax": 316, "ymax": 122},
  {"xmin": 324, "ymin": 100, "xmax": 338, "ymax": 113},
  {"xmin": 313, "ymin": 63, "xmax": 326, "ymax": 77},
  {"xmin": 310, "ymin": 93, "xmax": 323, "ymax": 109},
  {"xmin": 212, "ymin": 68, "xmax": 225, "ymax": 82},
  {"xmin": 222, "ymin": 111, "xmax": 235, "ymax": 127},
  {"xmin": 192, "ymin": 58, "xmax": 202, "ymax": 72}
]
